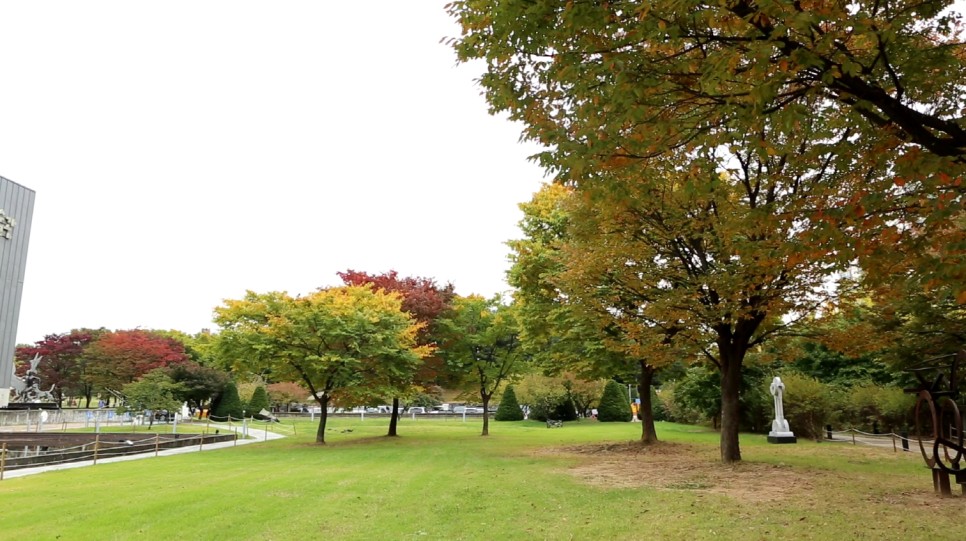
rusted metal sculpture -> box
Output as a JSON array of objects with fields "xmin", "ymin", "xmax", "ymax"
[{"xmin": 906, "ymin": 350, "xmax": 965, "ymax": 497}]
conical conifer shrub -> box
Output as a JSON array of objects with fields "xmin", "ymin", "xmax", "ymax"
[
  {"xmin": 212, "ymin": 381, "xmax": 245, "ymax": 420},
  {"xmin": 248, "ymin": 386, "xmax": 270, "ymax": 414},
  {"xmin": 495, "ymin": 385, "xmax": 524, "ymax": 421},
  {"xmin": 597, "ymin": 380, "xmax": 632, "ymax": 422}
]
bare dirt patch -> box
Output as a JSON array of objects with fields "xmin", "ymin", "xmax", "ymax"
[
  {"xmin": 542, "ymin": 441, "xmax": 966, "ymax": 510},
  {"xmin": 542, "ymin": 441, "xmax": 814, "ymax": 503}
]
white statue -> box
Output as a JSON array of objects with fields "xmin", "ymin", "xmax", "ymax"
[{"xmin": 768, "ymin": 376, "xmax": 796, "ymax": 443}]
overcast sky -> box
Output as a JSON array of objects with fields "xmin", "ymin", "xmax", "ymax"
[{"xmin": 0, "ymin": 1, "xmax": 547, "ymax": 344}]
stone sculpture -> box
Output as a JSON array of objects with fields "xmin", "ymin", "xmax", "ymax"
[{"xmin": 768, "ymin": 376, "xmax": 796, "ymax": 444}]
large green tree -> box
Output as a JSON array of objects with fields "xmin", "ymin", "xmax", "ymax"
[
  {"xmin": 213, "ymin": 286, "xmax": 429, "ymax": 443},
  {"xmin": 436, "ymin": 295, "xmax": 528, "ymax": 436},
  {"xmin": 165, "ymin": 361, "xmax": 229, "ymax": 412},
  {"xmin": 508, "ymin": 183, "xmax": 669, "ymax": 443},
  {"xmin": 120, "ymin": 368, "xmax": 187, "ymax": 428}
]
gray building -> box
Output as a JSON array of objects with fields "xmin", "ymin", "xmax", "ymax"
[{"xmin": 0, "ymin": 176, "xmax": 35, "ymax": 407}]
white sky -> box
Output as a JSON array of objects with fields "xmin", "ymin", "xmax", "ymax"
[{"xmin": 0, "ymin": 1, "xmax": 546, "ymax": 344}]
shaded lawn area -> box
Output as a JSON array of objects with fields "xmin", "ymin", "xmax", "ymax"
[{"xmin": 1, "ymin": 418, "xmax": 963, "ymax": 540}]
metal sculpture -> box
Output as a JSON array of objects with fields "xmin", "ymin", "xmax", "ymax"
[
  {"xmin": 9, "ymin": 354, "xmax": 56, "ymax": 403},
  {"xmin": 907, "ymin": 350, "xmax": 965, "ymax": 496}
]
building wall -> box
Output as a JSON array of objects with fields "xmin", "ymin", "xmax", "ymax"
[{"xmin": 0, "ymin": 176, "xmax": 35, "ymax": 404}]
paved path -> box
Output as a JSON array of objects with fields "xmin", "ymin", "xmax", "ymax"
[
  {"xmin": 1, "ymin": 424, "xmax": 286, "ymax": 480},
  {"xmin": 827, "ymin": 431, "xmax": 916, "ymax": 451}
]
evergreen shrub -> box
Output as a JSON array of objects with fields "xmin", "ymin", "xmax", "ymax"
[
  {"xmin": 597, "ymin": 380, "xmax": 632, "ymax": 422},
  {"xmin": 248, "ymin": 386, "xmax": 270, "ymax": 415},
  {"xmin": 495, "ymin": 385, "xmax": 524, "ymax": 421},
  {"xmin": 212, "ymin": 381, "xmax": 245, "ymax": 420}
]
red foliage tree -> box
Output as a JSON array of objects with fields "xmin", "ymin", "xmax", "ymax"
[
  {"xmin": 15, "ymin": 330, "xmax": 96, "ymax": 406},
  {"xmin": 86, "ymin": 329, "xmax": 190, "ymax": 399},
  {"xmin": 337, "ymin": 269, "xmax": 456, "ymax": 435},
  {"xmin": 338, "ymin": 270, "xmax": 455, "ymax": 331}
]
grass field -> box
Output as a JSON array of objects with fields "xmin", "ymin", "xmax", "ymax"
[{"xmin": 2, "ymin": 417, "xmax": 964, "ymax": 540}]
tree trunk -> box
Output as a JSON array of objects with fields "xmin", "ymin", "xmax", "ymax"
[
  {"xmin": 481, "ymin": 393, "xmax": 490, "ymax": 436},
  {"xmin": 387, "ymin": 396, "xmax": 400, "ymax": 437},
  {"xmin": 719, "ymin": 351, "xmax": 744, "ymax": 463},
  {"xmin": 637, "ymin": 361, "xmax": 658, "ymax": 444},
  {"xmin": 315, "ymin": 395, "xmax": 330, "ymax": 444}
]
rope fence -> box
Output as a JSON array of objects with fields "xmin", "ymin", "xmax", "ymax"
[
  {"xmin": 826, "ymin": 427, "xmax": 920, "ymax": 453},
  {"xmin": 0, "ymin": 431, "xmax": 234, "ymax": 477}
]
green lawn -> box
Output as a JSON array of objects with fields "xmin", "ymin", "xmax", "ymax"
[{"xmin": 2, "ymin": 418, "xmax": 963, "ymax": 540}]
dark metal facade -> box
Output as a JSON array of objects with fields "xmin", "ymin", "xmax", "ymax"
[{"xmin": 0, "ymin": 176, "xmax": 35, "ymax": 403}]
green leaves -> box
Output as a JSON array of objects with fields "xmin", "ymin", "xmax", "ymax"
[
  {"xmin": 436, "ymin": 296, "xmax": 526, "ymax": 394},
  {"xmin": 213, "ymin": 286, "xmax": 429, "ymax": 406}
]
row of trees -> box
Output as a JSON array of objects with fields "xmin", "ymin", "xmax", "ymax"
[
  {"xmin": 16, "ymin": 329, "xmax": 197, "ymax": 407},
  {"xmin": 495, "ymin": 379, "xmax": 633, "ymax": 423},
  {"xmin": 16, "ymin": 263, "xmax": 939, "ymax": 451},
  {"xmin": 213, "ymin": 270, "xmax": 531, "ymax": 443},
  {"xmin": 14, "ymin": 328, "xmax": 313, "ymax": 416},
  {"xmin": 12, "ymin": 270, "xmax": 536, "ymax": 444},
  {"xmin": 448, "ymin": 0, "xmax": 966, "ymax": 463}
]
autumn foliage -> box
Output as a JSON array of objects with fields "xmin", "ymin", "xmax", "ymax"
[
  {"xmin": 15, "ymin": 331, "xmax": 96, "ymax": 404},
  {"xmin": 86, "ymin": 329, "xmax": 190, "ymax": 392}
]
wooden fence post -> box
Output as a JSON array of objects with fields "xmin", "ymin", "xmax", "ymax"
[
  {"xmin": 93, "ymin": 434, "xmax": 100, "ymax": 465},
  {"xmin": 1, "ymin": 442, "xmax": 6, "ymax": 481},
  {"xmin": 155, "ymin": 433, "xmax": 160, "ymax": 457}
]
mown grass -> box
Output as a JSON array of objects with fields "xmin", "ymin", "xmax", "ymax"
[{"xmin": 2, "ymin": 417, "xmax": 964, "ymax": 540}]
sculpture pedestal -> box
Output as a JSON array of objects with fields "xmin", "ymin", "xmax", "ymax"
[
  {"xmin": 1, "ymin": 402, "xmax": 58, "ymax": 410},
  {"xmin": 768, "ymin": 431, "xmax": 797, "ymax": 444}
]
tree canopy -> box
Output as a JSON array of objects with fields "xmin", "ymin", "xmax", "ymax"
[
  {"xmin": 85, "ymin": 329, "xmax": 190, "ymax": 397},
  {"xmin": 446, "ymin": 0, "xmax": 966, "ymax": 461},
  {"xmin": 436, "ymin": 295, "xmax": 528, "ymax": 436},
  {"xmin": 338, "ymin": 269, "xmax": 455, "ymax": 435},
  {"xmin": 213, "ymin": 286, "xmax": 430, "ymax": 443}
]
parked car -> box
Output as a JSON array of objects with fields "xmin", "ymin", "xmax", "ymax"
[{"xmin": 408, "ymin": 407, "xmax": 427, "ymax": 414}]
